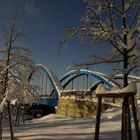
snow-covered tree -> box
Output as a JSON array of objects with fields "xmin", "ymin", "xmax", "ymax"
[
  {"xmin": 61, "ymin": 0, "xmax": 140, "ymax": 87},
  {"xmin": 61, "ymin": 0, "xmax": 140, "ymax": 139},
  {"xmin": 0, "ymin": 16, "xmax": 39, "ymax": 140}
]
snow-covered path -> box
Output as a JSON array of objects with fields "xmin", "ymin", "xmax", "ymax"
[{"xmin": 3, "ymin": 108, "xmax": 138, "ymax": 140}]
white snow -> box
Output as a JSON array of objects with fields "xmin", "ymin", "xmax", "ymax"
[
  {"xmin": 36, "ymin": 114, "xmax": 66, "ymax": 121},
  {"xmin": 2, "ymin": 106, "xmax": 139, "ymax": 140},
  {"xmin": 96, "ymin": 82, "xmax": 137, "ymax": 95}
]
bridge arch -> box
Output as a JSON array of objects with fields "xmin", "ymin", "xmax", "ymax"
[
  {"xmin": 28, "ymin": 64, "xmax": 64, "ymax": 106},
  {"xmin": 60, "ymin": 69, "xmax": 120, "ymax": 89},
  {"xmin": 34, "ymin": 64, "xmax": 63, "ymax": 97}
]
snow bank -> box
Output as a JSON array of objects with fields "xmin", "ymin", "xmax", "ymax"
[{"xmin": 37, "ymin": 114, "xmax": 66, "ymax": 121}]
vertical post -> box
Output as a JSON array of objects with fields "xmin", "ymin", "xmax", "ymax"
[
  {"xmin": 71, "ymin": 80, "xmax": 73, "ymax": 90},
  {"xmin": 39, "ymin": 70, "xmax": 41, "ymax": 94},
  {"xmin": 7, "ymin": 101, "xmax": 14, "ymax": 140},
  {"xmin": 130, "ymin": 96, "xmax": 140, "ymax": 139},
  {"xmin": 41, "ymin": 71, "xmax": 44, "ymax": 95},
  {"xmin": 126, "ymin": 97, "xmax": 132, "ymax": 140},
  {"xmin": 121, "ymin": 97, "xmax": 127, "ymax": 140},
  {"xmin": 77, "ymin": 77, "xmax": 79, "ymax": 90},
  {"xmin": 83, "ymin": 75, "xmax": 85, "ymax": 89},
  {"xmin": 15, "ymin": 105, "xmax": 20, "ymax": 126},
  {"xmin": 94, "ymin": 97, "xmax": 102, "ymax": 140},
  {"xmin": 86, "ymin": 74, "xmax": 88, "ymax": 89},
  {"xmin": 127, "ymin": 97, "xmax": 132, "ymax": 140},
  {"xmin": 122, "ymin": 96, "xmax": 132, "ymax": 140},
  {"xmin": 0, "ymin": 113, "xmax": 3, "ymax": 140},
  {"xmin": 45, "ymin": 77, "xmax": 48, "ymax": 96},
  {"xmin": 89, "ymin": 75, "xmax": 92, "ymax": 87}
]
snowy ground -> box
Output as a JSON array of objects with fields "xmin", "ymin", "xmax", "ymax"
[{"xmin": 3, "ymin": 107, "xmax": 139, "ymax": 140}]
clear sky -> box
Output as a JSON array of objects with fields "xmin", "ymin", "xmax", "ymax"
[{"xmin": 0, "ymin": 0, "xmax": 110, "ymax": 77}]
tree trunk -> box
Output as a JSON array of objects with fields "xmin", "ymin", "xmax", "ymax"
[
  {"xmin": 15, "ymin": 105, "xmax": 20, "ymax": 126},
  {"xmin": 7, "ymin": 102, "xmax": 14, "ymax": 140},
  {"xmin": 0, "ymin": 113, "xmax": 3, "ymax": 140},
  {"xmin": 123, "ymin": 52, "xmax": 128, "ymax": 87}
]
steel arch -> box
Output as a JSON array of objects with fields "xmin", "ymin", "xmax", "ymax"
[
  {"xmin": 60, "ymin": 69, "xmax": 120, "ymax": 89},
  {"xmin": 35, "ymin": 64, "xmax": 63, "ymax": 97}
]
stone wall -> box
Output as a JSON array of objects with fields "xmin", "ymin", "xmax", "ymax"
[{"xmin": 56, "ymin": 98, "xmax": 109, "ymax": 118}]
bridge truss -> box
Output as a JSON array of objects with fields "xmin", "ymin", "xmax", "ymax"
[{"xmin": 29, "ymin": 64, "xmax": 140, "ymax": 107}]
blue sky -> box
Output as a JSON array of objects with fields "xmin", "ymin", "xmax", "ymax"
[{"xmin": 0, "ymin": 0, "xmax": 110, "ymax": 77}]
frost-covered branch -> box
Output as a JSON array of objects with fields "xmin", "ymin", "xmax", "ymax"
[{"xmin": 61, "ymin": 0, "xmax": 140, "ymax": 81}]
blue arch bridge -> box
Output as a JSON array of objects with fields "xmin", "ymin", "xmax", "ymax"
[{"xmin": 28, "ymin": 64, "xmax": 140, "ymax": 107}]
